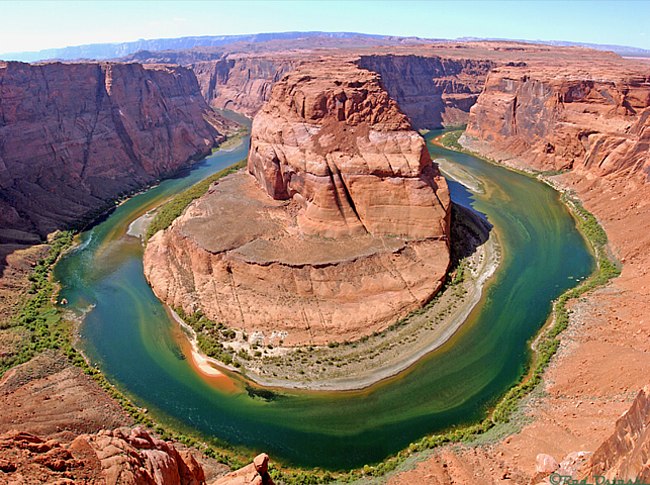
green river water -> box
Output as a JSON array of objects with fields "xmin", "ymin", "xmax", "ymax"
[{"xmin": 54, "ymin": 130, "xmax": 595, "ymax": 470}]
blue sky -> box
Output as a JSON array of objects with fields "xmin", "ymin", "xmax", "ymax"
[{"xmin": 1, "ymin": 0, "xmax": 649, "ymax": 53}]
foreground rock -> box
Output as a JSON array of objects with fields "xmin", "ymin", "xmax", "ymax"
[
  {"xmin": 0, "ymin": 427, "xmax": 206, "ymax": 484},
  {"xmin": 583, "ymin": 386, "xmax": 650, "ymax": 482},
  {"xmin": 0, "ymin": 61, "xmax": 224, "ymax": 243},
  {"xmin": 145, "ymin": 60, "xmax": 451, "ymax": 346}
]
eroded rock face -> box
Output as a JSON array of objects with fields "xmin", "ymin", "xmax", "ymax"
[
  {"xmin": 248, "ymin": 61, "xmax": 450, "ymax": 239},
  {"xmin": 357, "ymin": 55, "xmax": 495, "ymax": 129},
  {"xmin": 191, "ymin": 55, "xmax": 300, "ymax": 116},
  {"xmin": 464, "ymin": 63, "xmax": 650, "ymax": 179},
  {"xmin": 0, "ymin": 61, "xmax": 223, "ymax": 243},
  {"xmin": 583, "ymin": 386, "xmax": 650, "ymax": 481},
  {"xmin": 144, "ymin": 60, "xmax": 451, "ymax": 345},
  {"xmin": 0, "ymin": 427, "xmax": 205, "ymax": 485}
]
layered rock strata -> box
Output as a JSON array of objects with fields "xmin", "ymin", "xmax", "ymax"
[
  {"xmin": 145, "ymin": 61, "xmax": 451, "ymax": 345},
  {"xmin": 357, "ymin": 54, "xmax": 495, "ymax": 128},
  {"xmin": 464, "ymin": 62, "xmax": 650, "ymax": 179},
  {"xmin": 0, "ymin": 61, "xmax": 223, "ymax": 243},
  {"xmin": 191, "ymin": 55, "xmax": 301, "ymax": 116}
]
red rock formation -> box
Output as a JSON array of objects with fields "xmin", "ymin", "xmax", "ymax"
[
  {"xmin": 191, "ymin": 55, "xmax": 300, "ymax": 116},
  {"xmin": 583, "ymin": 386, "xmax": 650, "ymax": 481},
  {"xmin": 212, "ymin": 453, "xmax": 274, "ymax": 485},
  {"xmin": 248, "ymin": 61, "xmax": 450, "ymax": 239},
  {"xmin": 464, "ymin": 62, "xmax": 650, "ymax": 179},
  {"xmin": 144, "ymin": 60, "xmax": 451, "ymax": 346},
  {"xmin": 0, "ymin": 61, "xmax": 223, "ymax": 243},
  {"xmin": 0, "ymin": 427, "xmax": 206, "ymax": 484},
  {"xmin": 357, "ymin": 54, "xmax": 495, "ymax": 129}
]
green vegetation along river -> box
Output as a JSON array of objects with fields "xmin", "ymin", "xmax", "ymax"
[{"xmin": 54, "ymin": 129, "xmax": 594, "ymax": 470}]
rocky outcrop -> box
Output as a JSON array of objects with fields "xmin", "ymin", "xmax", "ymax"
[
  {"xmin": 464, "ymin": 62, "xmax": 650, "ymax": 179},
  {"xmin": 358, "ymin": 55, "xmax": 495, "ymax": 129},
  {"xmin": 144, "ymin": 60, "xmax": 451, "ymax": 346},
  {"xmin": 583, "ymin": 386, "xmax": 650, "ymax": 481},
  {"xmin": 0, "ymin": 61, "xmax": 223, "ymax": 243},
  {"xmin": 191, "ymin": 55, "xmax": 300, "ymax": 116},
  {"xmin": 247, "ymin": 61, "xmax": 450, "ymax": 239},
  {"xmin": 212, "ymin": 453, "xmax": 274, "ymax": 485},
  {"xmin": 0, "ymin": 427, "xmax": 206, "ymax": 484}
]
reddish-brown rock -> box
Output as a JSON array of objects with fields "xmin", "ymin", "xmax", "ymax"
[
  {"xmin": 144, "ymin": 60, "xmax": 451, "ymax": 346},
  {"xmin": 211, "ymin": 453, "xmax": 274, "ymax": 485},
  {"xmin": 464, "ymin": 62, "xmax": 650, "ymax": 179},
  {"xmin": 0, "ymin": 61, "xmax": 223, "ymax": 242},
  {"xmin": 248, "ymin": 60, "xmax": 450, "ymax": 239},
  {"xmin": 357, "ymin": 54, "xmax": 495, "ymax": 128},
  {"xmin": 583, "ymin": 386, "xmax": 650, "ymax": 481},
  {"xmin": 0, "ymin": 427, "xmax": 206, "ymax": 485},
  {"xmin": 191, "ymin": 55, "xmax": 301, "ymax": 116}
]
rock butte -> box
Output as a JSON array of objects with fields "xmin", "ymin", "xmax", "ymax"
[{"xmin": 144, "ymin": 60, "xmax": 451, "ymax": 345}]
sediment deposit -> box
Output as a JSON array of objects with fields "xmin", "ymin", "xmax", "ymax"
[{"xmin": 144, "ymin": 60, "xmax": 451, "ymax": 345}]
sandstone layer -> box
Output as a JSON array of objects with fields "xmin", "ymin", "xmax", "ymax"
[
  {"xmin": 357, "ymin": 54, "xmax": 495, "ymax": 128},
  {"xmin": 0, "ymin": 61, "xmax": 224, "ymax": 243},
  {"xmin": 464, "ymin": 60, "xmax": 650, "ymax": 178},
  {"xmin": 144, "ymin": 60, "xmax": 451, "ymax": 346},
  {"xmin": 192, "ymin": 55, "xmax": 301, "ymax": 116}
]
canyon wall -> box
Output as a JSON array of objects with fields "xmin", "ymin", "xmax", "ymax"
[
  {"xmin": 464, "ymin": 63, "xmax": 650, "ymax": 179},
  {"xmin": 357, "ymin": 54, "xmax": 495, "ymax": 129},
  {"xmin": 188, "ymin": 53, "xmax": 494, "ymax": 125},
  {"xmin": 191, "ymin": 55, "xmax": 301, "ymax": 116},
  {"xmin": 144, "ymin": 60, "xmax": 451, "ymax": 345},
  {"xmin": 0, "ymin": 61, "xmax": 223, "ymax": 243}
]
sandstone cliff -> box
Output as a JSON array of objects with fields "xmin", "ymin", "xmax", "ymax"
[
  {"xmin": 357, "ymin": 54, "xmax": 495, "ymax": 129},
  {"xmin": 464, "ymin": 62, "xmax": 650, "ymax": 179},
  {"xmin": 0, "ymin": 61, "xmax": 223, "ymax": 243},
  {"xmin": 191, "ymin": 55, "xmax": 301, "ymax": 116},
  {"xmin": 144, "ymin": 60, "xmax": 451, "ymax": 346}
]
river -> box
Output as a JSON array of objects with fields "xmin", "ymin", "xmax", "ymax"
[{"xmin": 54, "ymin": 129, "xmax": 594, "ymax": 470}]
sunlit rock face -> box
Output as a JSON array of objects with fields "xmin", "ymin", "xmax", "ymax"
[
  {"xmin": 0, "ymin": 61, "xmax": 222, "ymax": 242},
  {"xmin": 144, "ymin": 59, "xmax": 451, "ymax": 346}
]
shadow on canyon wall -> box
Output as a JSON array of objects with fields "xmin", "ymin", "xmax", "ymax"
[{"xmin": 449, "ymin": 202, "xmax": 492, "ymax": 273}]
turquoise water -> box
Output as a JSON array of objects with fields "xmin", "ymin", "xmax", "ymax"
[{"xmin": 54, "ymin": 130, "xmax": 595, "ymax": 470}]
